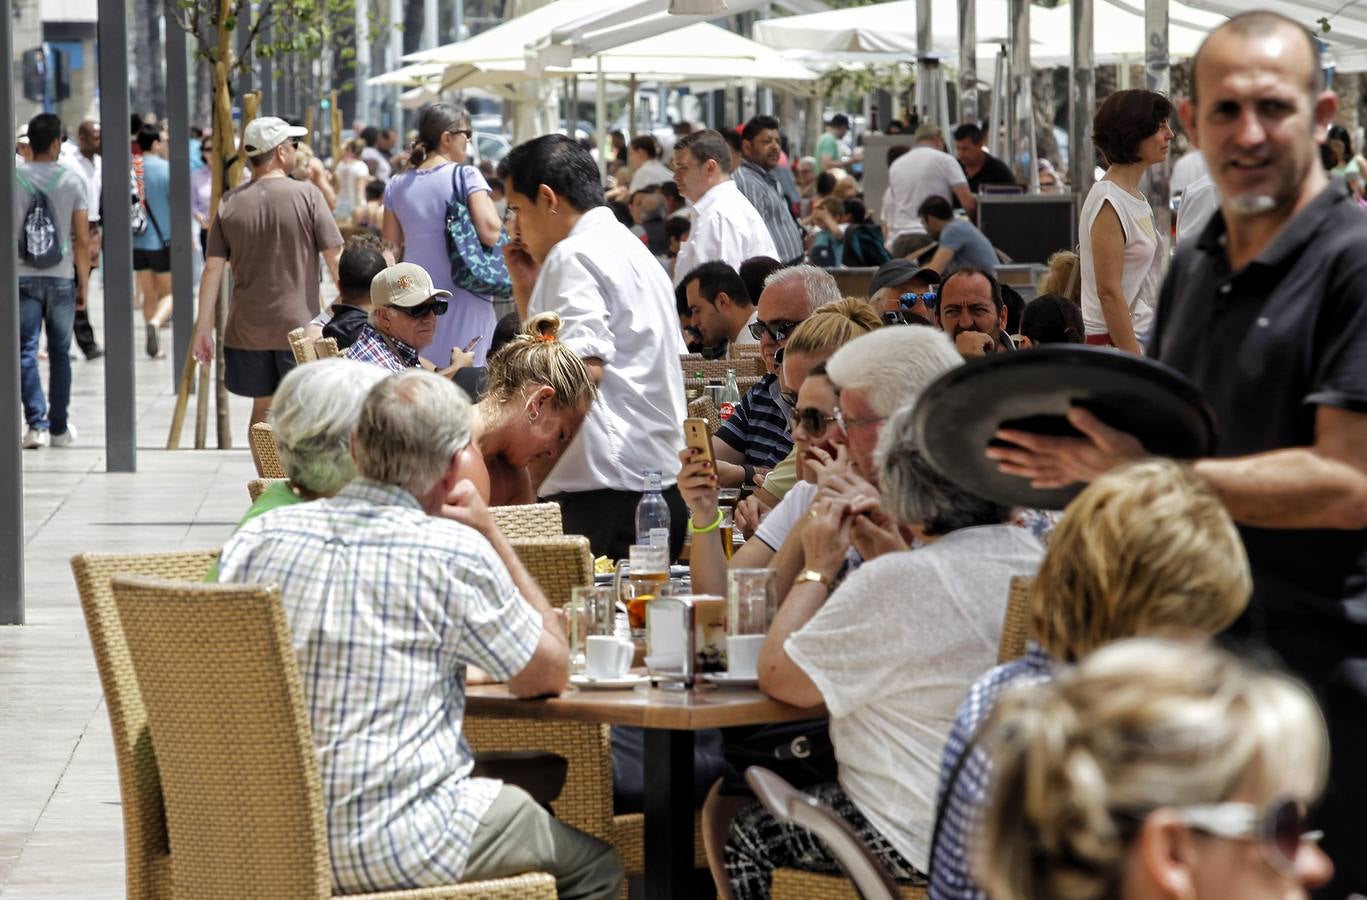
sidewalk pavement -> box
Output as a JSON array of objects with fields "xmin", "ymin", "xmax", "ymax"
[{"xmin": 2, "ymin": 272, "xmax": 257, "ymax": 897}]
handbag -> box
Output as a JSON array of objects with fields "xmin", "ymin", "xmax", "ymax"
[
  {"xmin": 718, "ymin": 720, "xmax": 838, "ymax": 793},
  {"xmin": 444, "ymin": 164, "xmax": 512, "ymax": 298}
]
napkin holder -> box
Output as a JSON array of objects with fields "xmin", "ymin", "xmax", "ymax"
[{"xmin": 645, "ymin": 594, "xmax": 725, "ymax": 688}]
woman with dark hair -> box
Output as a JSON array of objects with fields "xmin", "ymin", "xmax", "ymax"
[
  {"xmin": 1326, "ymin": 123, "xmax": 1365, "ymax": 179},
  {"xmin": 1017, "ymin": 292, "xmax": 1084, "ymax": 347},
  {"xmin": 382, "ymin": 102, "xmax": 503, "ymax": 368},
  {"xmin": 1079, "ymin": 89, "xmax": 1172, "ymax": 354}
]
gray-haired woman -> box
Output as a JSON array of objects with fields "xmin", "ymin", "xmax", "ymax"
[
  {"xmin": 724, "ymin": 401, "xmax": 1044, "ymax": 899},
  {"xmin": 207, "ymin": 358, "xmax": 386, "ymax": 580}
]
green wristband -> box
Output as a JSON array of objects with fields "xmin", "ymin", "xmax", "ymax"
[{"xmin": 689, "ymin": 509, "xmax": 725, "ymax": 534}]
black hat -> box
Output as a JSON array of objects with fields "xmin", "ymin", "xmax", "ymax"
[{"xmin": 868, "ymin": 259, "xmax": 940, "ymax": 297}]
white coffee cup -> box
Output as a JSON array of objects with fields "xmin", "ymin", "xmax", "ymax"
[
  {"xmin": 586, "ymin": 635, "xmax": 634, "ymax": 679},
  {"xmin": 726, "ymin": 634, "xmax": 765, "ymax": 679}
]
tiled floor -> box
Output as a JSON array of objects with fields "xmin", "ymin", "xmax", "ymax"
[{"xmin": 1, "ymin": 275, "xmax": 257, "ymax": 897}]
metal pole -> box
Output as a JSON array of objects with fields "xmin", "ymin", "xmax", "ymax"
[
  {"xmin": 595, "ymin": 55, "xmax": 608, "ymax": 180},
  {"xmin": 100, "ymin": 0, "xmax": 137, "ymax": 472},
  {"xmin": 423, "ymin": 0, "xmax": 438, "ymax": 50},
  {"xmin": 355, "ymin": 0, "xmax": 370, "ymax": 126},
  {"xmin": 958, "ymin": 0, "xmax": 977, "ymax": 125},
  {"xmin": 259, "ymin": 9, "xmax": 274, "ymax": 113},
  {"xmin": 166, "ymin": 2, "xmax": 195, "ymax": 392},
  {"xmin": 915, "ymin": 0, "xmax": 931, "ymax": 121},
  {"xmin": 0, "ymin": 0, "xmax": 25, "ymax": 624},
  {"xmin": 1070, "ymin": 0, "xmax": 1096, "ymax": 195},
  {"xmin": 389, "ymin": 0, "xmax": 403, "ymax": 132},
  {"xmin": 1145, "ymin": 0, "xmax": 1171, "ymax": 237},
  {"xmin": 1009, "ymin": 0, "xmax": 1037, "ymax": 192},
  {"xmin": 987, "ymin": 47, "xmax": 1006, "ymax": 159}
]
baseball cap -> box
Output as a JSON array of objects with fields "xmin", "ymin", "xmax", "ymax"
[
  {"xmin": 868, "ymin": 259, "xmax": 940, "ymax": 297},
  {"xmin": 913, "ymin": 122, "xmax": 943, "ymax": 142},
  {"xmin": 242, "ymin": 116, "xmax": 308, "ymax": 155},
  {"xmin": 16, "ymin": 124, "xmax": 28, "ymax": 145},
  {"xmin": 370, "ymin": 262, "xmax": 452, "ymax": 309}
]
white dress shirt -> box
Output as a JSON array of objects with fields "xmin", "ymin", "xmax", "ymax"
[
  {"xmin": 60, "ymin": 152, "xmax": 101, "ymax": 224},
  {"xmin": 529, "ymin": 206, "xmax": 688, "ymax": 494},
  {"xmin": 672, "ymin": 180, "xmax": 779, "ymax": 286},
  {"xmin": 629, "ymin": 159, "xmax": 675, "ymax": 192},
  {"xmin": 1176, "ymin": 174, "xmax": 1220, "ymax": 246}
]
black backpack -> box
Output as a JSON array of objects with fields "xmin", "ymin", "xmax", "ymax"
[{"xmin": 16, "ymin": 168, "xmax": 68, "ymax": 269}]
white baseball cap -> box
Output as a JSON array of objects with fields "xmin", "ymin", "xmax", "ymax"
[
  {"xmin": 370, "ymin": 262, "xmax": 452, "ymax": 309},
  {"xmin": 242, "ymin": 116, "xmax": 308, "ymax": 155}
]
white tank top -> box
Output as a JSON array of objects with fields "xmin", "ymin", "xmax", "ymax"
[{"xmin": 1079, "ymin": 180, "xmax": 1166, "ymax": 339}]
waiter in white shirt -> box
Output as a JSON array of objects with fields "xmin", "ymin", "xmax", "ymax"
[
  {"xmin": 670, "ymin": 129, "xmax": 779, "ymax": 287},
  {"xmin": 500, "ymin": 135, "xmax": 690, "ymax": 560}
]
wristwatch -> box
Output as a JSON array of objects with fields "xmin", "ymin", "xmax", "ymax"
[
  {"xmin": 794, "ymin": 569, "xmax": 833, "ymax": 589},
  {"xmin": 742, "ymin": 463, "xmax": 756, "ymax": 486}
]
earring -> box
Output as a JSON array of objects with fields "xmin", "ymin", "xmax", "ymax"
[{"xmin": 528, "ymin": 410, "xmax": 540, "ymax": 421}]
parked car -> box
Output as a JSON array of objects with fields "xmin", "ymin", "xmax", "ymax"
[{"xmin": 467, "ymin": 131, "xmax": 511, "ymax": 166}]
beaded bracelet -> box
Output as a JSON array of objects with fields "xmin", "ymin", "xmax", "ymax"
[{"xmin": 688, "ymin": 508, "xmax": 725, "ymax": 534}]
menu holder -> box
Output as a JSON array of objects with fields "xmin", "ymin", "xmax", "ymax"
[{"xmin": 645, "ymin": 594, "xmax": 724, "ymax": 689}]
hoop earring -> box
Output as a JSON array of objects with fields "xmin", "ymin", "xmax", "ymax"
[{"xmin": 528, "ymin": 410, "xmax": 540, "ymax": 422}]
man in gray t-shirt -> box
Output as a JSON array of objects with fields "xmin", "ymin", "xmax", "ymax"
[
  {"xmin": 15, "ymin": 113, "xmax": 91, "ymax": 450},
  {"xmin": 917, "ymin": 194, "xmax": 999, "ymax": 277}
]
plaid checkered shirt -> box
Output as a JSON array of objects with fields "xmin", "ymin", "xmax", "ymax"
[
  {"xmin": 345, "ymin": 322, "xmax": 419, "ymax": 371},
  {"xmin": 218, "ymin": 478, "xmax": 542, "ymax": 892}
]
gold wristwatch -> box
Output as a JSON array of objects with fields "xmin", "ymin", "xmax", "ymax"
[{"xmin": 794, "ymin": 569, "xmax": 833, "ymax": 589}]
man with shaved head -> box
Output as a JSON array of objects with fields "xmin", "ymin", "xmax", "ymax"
[{"xmin": 987, "ymin": 14, "xmax": 1367, "ymax": 894}]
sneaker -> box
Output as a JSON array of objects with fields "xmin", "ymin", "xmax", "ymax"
[
  {"xmin": 50, "ymin": 425, "xmax": 76, "ymax": 448},
  {"xmin": 146, "ymin": 322, "xmax": 160, "ymax": 358},
  {"xmin": 22, "ymin": 428, "xmax": 49, "ymax": 449}
]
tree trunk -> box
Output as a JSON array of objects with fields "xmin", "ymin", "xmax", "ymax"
[{"xmin": 130, "ymin": 0, "xmax": 155, "ymax": 116}]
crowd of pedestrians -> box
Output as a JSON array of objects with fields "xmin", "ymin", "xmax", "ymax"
[{"xmin": 13, "ymin": 8, "xmax": 1367, "ymax": 899}]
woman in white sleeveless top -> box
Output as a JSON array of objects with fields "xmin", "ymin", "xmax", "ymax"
[{"xmin": 1079, "ymin": 90, "xmax": 1173, "ymax": 354}]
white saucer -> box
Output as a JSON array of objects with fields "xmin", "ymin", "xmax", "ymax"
[
  {"xmin": 571, "ymin": 673, "xmax": 650, "ymax": 690},
  {"xmin": 702, "ymin": 672, "xmax": 759, "ymax": 687}
]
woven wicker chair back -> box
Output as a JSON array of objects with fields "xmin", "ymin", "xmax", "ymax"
[
  {"xmin": 508, "ymin": 535, "xmax": 593, "ymax": 608},
  {"xmin": 113, "ymin": 576, "xmax": 334, "ymax": 897},
  {"xmin": 249, "ymin": 422, "xmax": 286, "ymax": 479},
  {"xmin": 997, "ymin": 575, "xmax": 1034, "ymax": 665},
  {"xmin": 688, "ymin": 395, "xmax": 722, "ymax": 435},
  {"xmin": 489, "ymin": 503, "xmax": 564, "ymax": 539},
  {"xmin": 71, "ymin": 550, "xmax": 222, "ymax": 900}
]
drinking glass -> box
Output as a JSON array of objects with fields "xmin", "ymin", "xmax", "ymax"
[
  {"xmin": 621, "ymin": 544, "xmax": 669, "ymax": 636},
  {"xmin": 568, "ymin": 585, "xmax": 617, "ymax": 673},
  {"xmin": 719, "ymin": 506, "xmax": 737, "ymax": 559},
  {"xmin": 727, "ymin": 568, "xmax": 776, "ymax": 636}
]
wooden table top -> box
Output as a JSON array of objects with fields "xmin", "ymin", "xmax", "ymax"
[{"xmin": 467, "ymin": 676, "xmax": 826, "ymax": 730}]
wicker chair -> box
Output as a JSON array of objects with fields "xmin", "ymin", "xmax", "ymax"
[
  {"xmin": 71, "ymin": 550, "xmax": 223, "ymax": 900},
  {"xmin": 314, "ymin": 336, "xmax": 341, "ymax": 358},
  {"xmin": 249, "ymin": 422, "xmax": 286, "ymax": 478},
  {"xmin": 509, "ymin": 535, "xmax": 593, "ymax": 608},
  {"xmin": 735, "ymin": 375, "xmax": 761, "ymax": 395},
  {"xmin": 248, "ymin": 477, "xmax": 289, "ymax": 503},
  {"xmin": 111, "ymin": 574, "xmax": 557, "ymax": 900},
  {"xmin": 490, "ymin": 502, "xmax": 564, "ymax": 539},
  {"xmin": 682, "ymin": 357, "xmax": 766, "ymax": 383},
  {"xmin": 688, "ymin": 395, "xmax": 722, "ymax": 435},
  {"xmin": 997, "ymin": 575, "xmax": 1034, "ymax": 665},
  {"xmin": 288, "ymin": 327, "xmax": 318, "ymax": 364},
  {"xmin": 750, "ymin": 768, "xmax": 926, "ymax": 900}
]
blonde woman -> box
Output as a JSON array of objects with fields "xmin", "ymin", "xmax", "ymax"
[
  {"xmin": 978, "ymin": 638, "xmax": 1333, "ymax": 900},
  {"xmin": 465, "ymin": 313, "xmax": 597, "ymax": 506},
  {"xmin": 928, "ymin": 459, "xmax": 1252, "ymax": 900}
]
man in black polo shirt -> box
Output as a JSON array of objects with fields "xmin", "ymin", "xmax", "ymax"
[
  {"xmin": 986, "ymin": 13, "xmax": 1367, "ymax": 895},
  {"xmin": 952, "ymin": 123, "xmax": 1016, "ymax": 194}
]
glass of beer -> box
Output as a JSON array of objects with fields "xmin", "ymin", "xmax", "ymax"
[
  {"xmin": 623, "ymin": 544, "xmax": 669, "ymax": 636},
  {"xmin": 719, "ymin": 506, "xmax": 737, "ymax": 559}
]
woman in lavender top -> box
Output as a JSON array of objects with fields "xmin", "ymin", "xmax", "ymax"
[{"xmin": 383, "ymin": 102, "xmax": 502, "ymax": 367}]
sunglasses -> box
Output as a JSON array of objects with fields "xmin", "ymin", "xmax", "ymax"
[
  {"xmin": 290, "ymin": 137, "xmax": 301, "ymax": 149},
  {"xmin": 789, "ymin": 406, "xmax": 838, "ymax": 438},
  {"xmin": 392, "ymin": 299, "xmax": 449, "ymax": 318},
  {"xmin": 448, "ymin": 128, "xmax": 473, "ymax": 140},
  {"xmin": 1173, "ymin": 796, "xmax": 1322, "ymax": 874},
  {"xmin": 748, "ymin": 318, "xmax": 801, "ymax": 342},
  {"xmin": 900, "ymin": 290, "xmax": 937, "ymax": 310}
]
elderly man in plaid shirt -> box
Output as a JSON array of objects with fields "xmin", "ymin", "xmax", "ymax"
[{"xmin": 219, "ymin": 369, "xmax": 623, "ymax": 897}]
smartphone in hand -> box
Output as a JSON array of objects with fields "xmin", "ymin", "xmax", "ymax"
[{"xmin": 682, "ymin": 418, "xmax": 714, "ymax": 466}]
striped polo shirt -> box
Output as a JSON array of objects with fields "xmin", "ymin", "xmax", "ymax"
[{"xmin": 715, "ymin": 372, "xmax": 793, "ymax": 470}]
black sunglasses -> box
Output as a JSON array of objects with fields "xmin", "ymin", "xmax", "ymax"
[
  {"xmin": 449, "ymin": 128, "xmax": 473, "ymax": 140},
  {"xmin": 392, "ymin": 299, "xmax": 449, "ymax": 318},
  {"xmin": 748, "ymin": 318, "xmax": 801, "ymax": 342},
  {"xmin": 789, "ymin": 406, "xmax": 838, "ymax": 438}
]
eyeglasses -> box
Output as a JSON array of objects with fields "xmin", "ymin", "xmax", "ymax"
[
  {"xmin": 448, "ymin": 128, "xmax": 473, "ymax": 140},
  {"xmin": 789, "ymin": 406, "xmax": 838, "ymax": 438},
  {"xmin": 1171, "ymin": 796, "xmax": 1322, "ymax": 875},
  {"xmin": 833, "ymin": 405, "xmax": 885, "ymax": 432},
  {"xmin": 748, "ymin": 318, "xmax": 801, "ymax": 342},
  {"xmin": 391, "ymin": 299, "xmax": 449, "ymax": 318}
]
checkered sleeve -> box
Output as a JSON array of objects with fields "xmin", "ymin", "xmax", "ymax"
[{"xmin": 448, "ymin": 541, "xmax": 542, "ymax": 681}]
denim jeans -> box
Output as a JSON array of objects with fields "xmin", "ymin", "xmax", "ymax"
[{"xmin": 19, "ymin": 276, "xmax": 76, "ymax": 435}]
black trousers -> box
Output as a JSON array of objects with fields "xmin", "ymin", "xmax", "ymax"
[{"xmin": 545, "ymin": 486, "xmax": 688, "ymax": 563}]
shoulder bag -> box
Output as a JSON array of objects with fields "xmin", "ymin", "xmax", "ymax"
[{"xmin": 445, "ymin": 164, "xmax": 512, "ymax": 298}]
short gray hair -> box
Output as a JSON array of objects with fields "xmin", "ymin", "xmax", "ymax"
[
  {"xmin": 353, "ymin": 369, "xmax": 474, "ymax": 499},
  {"xmin": 877, "ymin": 402, "xmax": 1012, "ymax": 535},
  {"xmin": 763, "ymin": 264, "xmax": 842, "ymax": 313},
  {"xmin": 269, "ymin": 358, "xmax": 388, "ymax": 496},
  {"xmin": 826, "ymin": 325, "xmax": 962, "ymax": 417}
]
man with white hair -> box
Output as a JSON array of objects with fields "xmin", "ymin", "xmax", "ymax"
[
  {"xmin": 219, "ymin": 369, "xmax": 624, "ymax": 899},
  {"xmin": 713, "ymin": 265, "xmax": 840, "ymax": 489}
]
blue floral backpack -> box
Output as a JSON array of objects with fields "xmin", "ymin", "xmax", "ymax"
[{"xmin": 445, "ymin": 164, "xmax": 512, "ymax": 297}]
